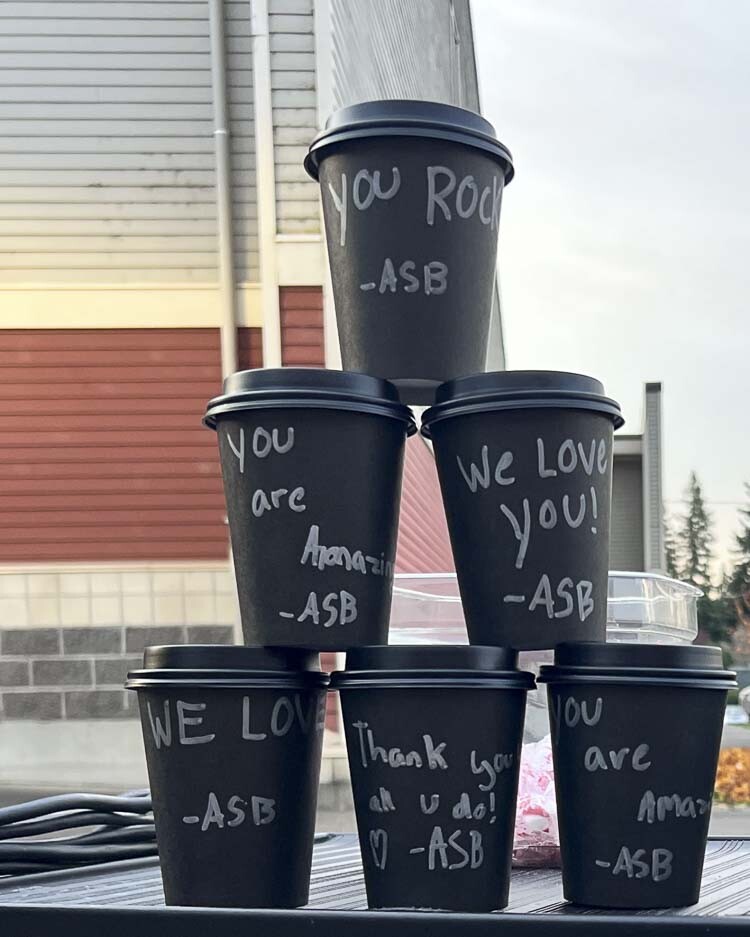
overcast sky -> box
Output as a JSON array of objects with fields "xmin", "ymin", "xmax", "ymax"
[{"xmin": 473, "ymin": 0, "xmax": 749, "ymax": 576}]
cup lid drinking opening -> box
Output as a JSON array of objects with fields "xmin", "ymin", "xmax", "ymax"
[
  {"xmin": 331, "ymin": 644, "xmax": 535, "ymax": 690},
  {"xmin": 126, "ymin": 644, "xmax": 330, "ymax": 690},
  {"xmin": 304, "ymin": 99, "xmax": 514, "ymax": 183},
  {"xmin": 421, "ymin": 370, "xmax": 624, "ymax": 436},
  {"xmin": 204, "ymin": 367, "xmax": 416, "ymax": 433}
]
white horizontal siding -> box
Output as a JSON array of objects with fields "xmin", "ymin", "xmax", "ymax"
[
  {"xmin": 0, "ymin": 0, "xmax": 259, "ymax": 285},
  {"xmin": 269, "ymin": 0, "xmax": 319, "ymax": 235},
  {"xmin": 0, "ymin": 1, "xmax": 216, "ymax": 284}
]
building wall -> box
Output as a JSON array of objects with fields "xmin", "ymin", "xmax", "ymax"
[
  {"xmin": 0, "ymin": 0, "xmax": 483, "ymax": 748},
  {"xmin": 610, "ymin": 455, "xmax": 645, "ymax": 571},
  {"xmin": 642, "ymin": 382, "xmax": 664, "ymax": 571},
  {"xmin": 330, "ymin": 0, "xmax": 479, "ymax": 109}
]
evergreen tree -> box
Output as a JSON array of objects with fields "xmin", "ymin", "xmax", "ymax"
[
  {"xmin": 674, "ymin": 472, "xmax": 738, "ymax": 648},
  {"xmin": 698, "ymin": 567, "xmax": 737, "ymax": 651},
  {"xmin": 679, "ymin": 472, "xmax": 713, "ymax": 590},
  {"xmin": 663, "ymin": 512, "xmax": 681, "ymax": 579},
  {"xmin": 730, "ymin": 483, "xmax": 750, "ymax": 620}
]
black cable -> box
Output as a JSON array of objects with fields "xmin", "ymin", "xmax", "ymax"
[
  {"xmin": 0, "ymin": 792, "xmax": 157, "ymax": 877},
  {"xmin": 0, "ymin": 811, "xmax": 153, "ymax": 841},
  {"xmin": 0, "ymin": 863, "xmax": 71, "ymax": 875},
  {"xmin": 0, "ymin": 849, "xmax": 159, "ymax": 876},
  {"xmin": 0, "ymin": 842, "xmax": 158, "ymax": 865},
  {"xmin": 0, "ymin": 793, "xmax": 152, "ymax": 826},
  {"xmin": 69, "ymin": 825, "xmax": 156, "ymax": 846}
]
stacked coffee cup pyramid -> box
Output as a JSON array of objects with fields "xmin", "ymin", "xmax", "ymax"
[{"xmin": 127, "ymin": 101, "xmax": 735, "ymax": 913}]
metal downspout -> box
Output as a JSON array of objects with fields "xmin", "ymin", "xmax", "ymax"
[
  {"xmin": 208, "ymin": 0, "xmax": 238, "ymax": 378},
  {"xmin": 251, "ymin": 0, "xmax": 283, "ymax": 368}
]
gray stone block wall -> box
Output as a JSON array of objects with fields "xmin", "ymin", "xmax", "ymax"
[{"xmin": 0, "ymin": 624, "xmax": 234, "ymax": 720}]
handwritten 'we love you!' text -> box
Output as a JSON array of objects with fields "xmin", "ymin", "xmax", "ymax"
[{"xmin": 456, "ymin": 435, "xmax": 610, "ymax": 623}]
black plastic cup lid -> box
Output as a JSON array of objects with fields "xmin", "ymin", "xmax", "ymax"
[
  {"xmin": 204, "ymin": 367, "xmax": 416, "ymax": 433},
  {"xmin": 304, "ymin": 99, "xmax": 514, "ymax": 183},
  {"xmin": 421, "ymin": 370, "xmax": 624, "ymax": 436},
  {"xmin": 330, "ymin": 644, "xmax": 535, "ymax": 690},
  {"xmin": 538, "ymin": 642, "xmax": 736, "ymax": 689},
  {"xmin": 125, "ymin": 644, "xmax": 329, "ymax": 690}
]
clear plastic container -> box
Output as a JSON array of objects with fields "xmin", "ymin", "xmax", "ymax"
[
  {"xmin": 391, "ymin": 571, "xmax": 702, "ymax": 647},
  {"xmin": 390, "ymin": 571, "xmax": 703, "ymax": 742},
  {"xmin": 606, "ymin": 570, "xmax": 701, "ymax": 644}
]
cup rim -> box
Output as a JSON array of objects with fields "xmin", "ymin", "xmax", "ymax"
[
  {"xmin": 203, "ymin": 368, "xmax": 416, "ymax": 433},
  {"xmin": 421, "ymin": 370, "xmax": 624, "ymax": 436},
  {"xmin": 331, "ymin": 668, "xmax": 535, "ymax": 691},
  {"xmin": 204, "ymin": 396, "xmax": 417, "ymax": 433},
  {"xmin": 304, "ymin": 99, "xmax": 514, "ymax": 182},
  {"xmin": 126, "ymin": 668, "xmax": 330, "ymax": 691},
  {"xmin": 537, "ymin": 670, "xmax": 736, "ymax": 691}
]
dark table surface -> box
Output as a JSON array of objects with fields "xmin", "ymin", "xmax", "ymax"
[{"xmin": 1, "ymin": 834, "xmax": 749, "ymax": 934}]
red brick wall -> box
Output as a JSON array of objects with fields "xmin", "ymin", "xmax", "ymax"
[
  {"xmin": 280, "ymin": 286, "xmax": 324, "ymax": 366},
  {"xmin": 0, "ymin": 327, "xmax": 262, "ymax": 562}
]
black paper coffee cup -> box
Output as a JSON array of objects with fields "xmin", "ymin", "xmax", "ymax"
[
  {"xmin": 305, "ymin": 100, "xmax": 514, "ymax": 405},
  {"xmin": 422, "ymin": 371, "xmax": 624, "ymax": 650},
  {"xmin": 204, "ymin": 369, "xmax": 415, "ymax": 651},
  {"xmin": 126, "ymin": 645, "xmax": 328, "ymax": 908},
  {"xmin": 538, "ymin": 643, "xmax": 736, "ymax": 909},
  {"xmin": 331, "ymin": 645, "xmax": 534, "ymax": 911}
]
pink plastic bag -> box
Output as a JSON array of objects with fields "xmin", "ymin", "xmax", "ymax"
[{"xmin": 513, "ymin": 735, "xmax": 560, "ymax": 868}]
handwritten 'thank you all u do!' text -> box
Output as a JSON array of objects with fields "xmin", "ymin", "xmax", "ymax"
[{"xmin": 353, "ymin": 720, "xmax": 515, "ymax": 874}]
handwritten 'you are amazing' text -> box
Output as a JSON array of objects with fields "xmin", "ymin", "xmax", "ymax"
[
  {"xmin": 554, "ymin": 693, "xmax": 713, "ymax": 887},
  {"xmin": 225, "ymin": 424, "xmax": 395, "ymax": 632}
]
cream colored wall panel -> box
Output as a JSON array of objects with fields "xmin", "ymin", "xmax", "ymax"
[
  {"xmin": 0, "ymin": 285, "xmax": 262, "ymax": 328},
  {"xmin": 276, "ymin": 237, "xmax": 323, "ymax": 285}
]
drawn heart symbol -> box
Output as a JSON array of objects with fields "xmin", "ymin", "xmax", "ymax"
[{"xmin": 369, "ymin": 828, "xmax": 388, "ymax": 870}]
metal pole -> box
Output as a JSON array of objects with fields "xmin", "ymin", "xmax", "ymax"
[{"xmin": 208, "ymin": 0, "xmax": 238, "ymax": 378}]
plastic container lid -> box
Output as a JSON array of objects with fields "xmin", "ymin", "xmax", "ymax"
[
  {"xmin": 607, "ymin": 571, "xmax": 701, "ymax": 644},
  {"xmin": 204, "ymin": 367, "xmax": 416, "ymax": 433},
  {"xmin": 331, "ymin": 644, "xmax": 535, "ymax": 690},
  {"xmin": 421, "ymin": 370, "xmax": 624, "ymax": 436},
  {"xmin": 538, "ymin": 642, "xmax": 736, "ymax": 690},
  {"xmin": 304, "ymin": 99, "xmax": 514, "ymax": 183},
  {"xmin": 126, "ymin": 644, "xmax": 329, "ymax": 690}
]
